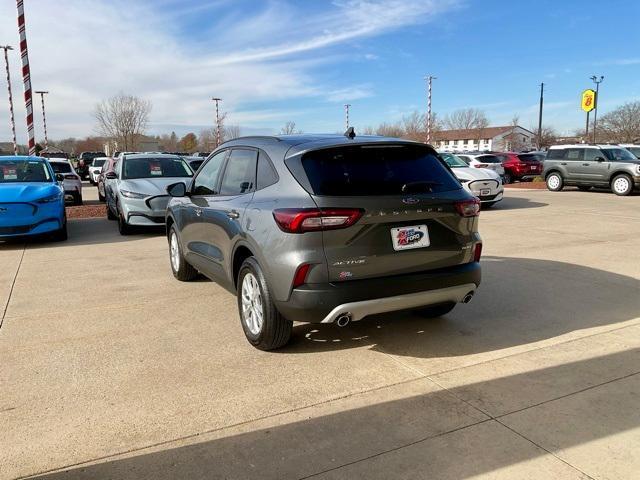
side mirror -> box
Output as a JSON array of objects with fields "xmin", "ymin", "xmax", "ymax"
[
  {"xmin": 167, "ymin": 182, "xmax": 187, "ymax": 197},
  {"xmin": 55, "ymin": 173, "xmax": 64, "ymax": 182},
  {"xmin": 105, "ymin": 171, "xmax": 117, "ymax": 179},
  {"xmin": 595, "ymin": 156, "xmax": 606, "ymax": 162}
]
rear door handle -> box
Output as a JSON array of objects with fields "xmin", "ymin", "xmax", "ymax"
[
  {"xmin": 560, "ymin": 162, "xmax": 567, "ymax": 165},
  {"xmin": 227, "ymin": 210, "xmax": 240, "ymax": 219},
  {"xmin": 582, "ymin": 163, "xmax": 590, "ymax": 166}
]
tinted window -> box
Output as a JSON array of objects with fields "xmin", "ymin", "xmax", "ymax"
[
  {"xmin": 546, "ymin": 149, "xmax": 564, "ymax": 160},
  {"xmin": 300, "ymin": 145, "xmax": 460, "ymax": 196},
  {"xmin": 0, "ymin": 160, "xmax": 51, "ymax": 183},
  {"xmin": 122, "ymin": 157, "xmax": 192, "ymax": 179},
  {"xmin": 476, "ymin": 155, "xmax": 501, "ymax": 164},
  {"xmin": 563, "ymin": 149, "xmax": 583, "ymax": 161},
  {"xmin": 189, "ymin": 159, "xmax": 204, "ymax": 171},
  {"xmin": 603, "ymin": 148, "xmax": 637, "ymax": 162},
  {"xmin": 192, "ymin": 151, "xmax": 226, "ymax": 195},
  {"xmin": 440, "ymin": 153, "xmax": 468, "ymax": 168},
  {"xmin": 517, "ymin": 154, "xmax": 543, "ymax": 162},
  {"xmin": 50, "ymin": 162, "xmax": 72, "ymax": 173},
  {"xmin": 92, "ymin": 159, "xmax": 106, "ymax": 167},
  {"xmin": 219, "ymin": 149, "xmax": 257, "ymax": 195},
  {"xmin": 627, "ymin": 147, "xmax": 640, "ymax": 158},
  {"xmin": 583, "ymin": 149, "xmax": 603, "ymax": 161},
  {"xmin": 256, "ymin": 153, "xmax": 278, "ymax": 190}
]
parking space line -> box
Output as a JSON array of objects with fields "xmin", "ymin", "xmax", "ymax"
[{"xmin": 0, "ymin": 244, "xmax": 25, "ymax": 329}]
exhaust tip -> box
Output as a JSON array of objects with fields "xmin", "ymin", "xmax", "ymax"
[
  {"xmin": 336, "ymin": 313, "xmax": 352, "ymax": 327},
  {"xmin": 462, "ymin": 292, "xmax": 475, "ymax": 304}
]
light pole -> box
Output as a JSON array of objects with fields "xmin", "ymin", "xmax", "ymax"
[
  {"xmin": 344, "ymin": 104, "xmax": 351, "ymax": 131},
  {"xmin": 211, "ymin": 97, "xmax": 221, "ymax": 148},
  {"xmin": 1, "ymin": 45, "xmax": 18, "ymax": 155},
  {"xmin": 425, "ymin": 75, "xmax": 436, "ymax": 144},
  {"xmin": 590, "ymin": 75, "xmax": 604, "ymax": 143},
  {"xmin": 537, "ymin": 83, "xmax": 544, "ymax": 150},
  {"xmin": 35, "ymin": 90, "xmax": 49, "ymax": 151}
]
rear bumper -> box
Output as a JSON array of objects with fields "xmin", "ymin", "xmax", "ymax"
[{"xmin": 275, "ymin": 261, "xmax": 481, "ymax": 323}]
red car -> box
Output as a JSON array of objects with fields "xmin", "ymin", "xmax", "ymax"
[{"xmin": 496, "ymin": 152, "xmax": 544, "ymax": 184}]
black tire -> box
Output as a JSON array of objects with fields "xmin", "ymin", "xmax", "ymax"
[
  {"xmin": 73, "ymin": 192, "xmax": 83, "ymax": 206},
  {"xmin": 577, "ymin": 185, "xmax": 592, "ymax": 191},
  {"xmin": 106, "ymin": 204, "xmax": 117, "ymax": 220},
  {"xmin": 237, "ymin": 257, "xmax": 292, "ymax": 350},
  {"xmin": 611, "ymin": 173, "xmax": 633, "ymax": 196},
  {"xmin": 51, "ymin": 216, "xmax": 68, "ymax": 241},
  {"xmin": 118, "ymin": 208, "xmax": 133, "ymax": 235},
  {"xmin": 502, "ymin": 173, "xmax": 512, "ymax": 185},
  {"xmin": 545, "ymin": 172, "xmax": 564, "ymax": 191},
  {"xmin": 168, "ymin": 225, "xmax": 197, "ymax": 281},
  {"xmin": 415, "ymin": 302, "xmax": 456, "ymax": 318},
  {"xmin": 98, "ymin": 190, "xmax": 106, "ymax": 202}
]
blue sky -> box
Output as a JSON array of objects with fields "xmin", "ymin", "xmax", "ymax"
[{"xmin": 1, "ymin": 0, "xmax": 640, "ymax": 140}]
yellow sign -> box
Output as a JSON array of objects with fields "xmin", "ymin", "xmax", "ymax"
[{"xmin": 581, "ymin": 89, "xmax": 596, "ymax": 112}]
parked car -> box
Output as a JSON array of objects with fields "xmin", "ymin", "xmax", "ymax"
[
  {"xmin": 456, "ymin": 153, "xmax": 506, "ymax": 179},
  {"xmin": 440, "ymin": 152, "xmax": 503, "ymax": 207},
  {"xmin": 543, "ymin": 144, "xmax": 640, "ymax": 196},
  {"xmin": 49, "ymin": 159, "xmax": 83, "ymax": 205},
  {"xmin": 105, "ymin": 153, "xmax": 193, "ymax": 234},
  {"xmin": 494, "ymin": 152, "xmax": 544, "ymax": 184},
  {"xmin": 88, "ymin": 157, "xmax": 109, "ymax": 185},
  {"xmin": 0, "ymin": 156, "xmax": 67, "ymax": 240},
  {"xmin": 620, "ymin": 144, "xmax": 640, "ymax": 158},
  {"xmin": 77, "ymin": 152, "xmax": 105, "ymax": 179},
  {"xmin": 97, "ymin": 157, "xmax": 117, "ymax": 202},
  {"xmin": 165, "ymin": 134, "xmax": 482, "ymax": 350},
  {"xmin": 185, "ymin": 156, "xmax": 204, "ymax": 172}
]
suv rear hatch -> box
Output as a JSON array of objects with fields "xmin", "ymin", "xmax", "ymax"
[
  {"xmin": 517, "ymin": 153, "xmax": 543, "ymax": 175},
  {"xmin": 285, "ymin": 143, "xmax": 479, "ymax": 282}
]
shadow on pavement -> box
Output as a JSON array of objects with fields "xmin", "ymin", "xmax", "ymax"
[
  {"xmin": 31, "ymin": 349, "xmax": 640, "ymax": 479},
  {"xmin": 484, "ymin": 196, "xmax": 548, "ymax": 211},
  {"xmin": 283, "ymin": 256, "xmax": 640, "ymax": 357}
]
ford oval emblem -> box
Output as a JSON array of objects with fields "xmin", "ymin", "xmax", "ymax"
[{"xmin": 402, "ymin": 197, "xmax": 420, "ymax": 205}]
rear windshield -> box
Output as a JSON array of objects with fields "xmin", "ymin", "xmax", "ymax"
[
  {"xmin": 476, "ymin": 155, "xmax": 501, "ymax": 164},
  {"xmin": 50, "ymin": 162, "xmax": 72, "ymax": 173},
  {"xmin": 122, "ymin": 157, "xmax": 193, "ymax": 179},
  {"xmin": 300, "ymin": 145, "xmax": 460, "ymax": 196},
  {"xmin": 517, "ymin": 153, "xmax": 544, "ymax": 162},
  {"xmin": 0, "ymin": 160, "xmax": 51, "ymax": 183},
  {"xmin": 189, "ymin": 159, "xmax": 204, "ymax": 171},
  {"xmin": 92, "ymin": 159, "xmax": 107, "ymax": 167}
]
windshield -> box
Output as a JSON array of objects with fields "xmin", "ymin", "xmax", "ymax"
[
  {"xmin": 299, "ymin": 145, "xmax": 460, "ymax": 196},
  {"xmin": 603, "ymin": 148, "xmax": 638, "ymax": 162},
  {"xmin": 0, "ymin": 160, "xmax": 52, "ymax": 183},
  {"xmin": 476, "ymin": 155, "xmax": 502, "ymax": 164},
  {"xmin": 122, "ymin": 157, "xmax": 193, "ymax": 179},
  {"xmin": 627, "ymin": 147, "xmax": 640, "ymax": 158},
  {"xmin": 440, "ymin": 153, "xmax": 468, "ymax": 168},
  {"xmin": 50, "ymin": 162, "xmax": 72, "ymax": 174}
]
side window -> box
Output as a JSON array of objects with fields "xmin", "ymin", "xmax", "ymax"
[
  {"xmin": 192, "ymin": 151, "xmax": 226, "ymax": 195},
  {"xmin": 584, "ymin": 149, "xmax": 602, "ymax": 161},
  {"xmin": 256, "ymin": 152, "xmax": 278, "ymax": 190},
  {"xmin": 219, "ymin": 149, "xmax": 258, "ymax": 196},
  {"xmin": 546, "ymin": 149, "xmax": 563, "ymax": 160},
  {"xmin": 563, "ymin": 149, "xmax": 583, "ymax": 161}
]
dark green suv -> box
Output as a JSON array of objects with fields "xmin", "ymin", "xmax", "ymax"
[{"xmin": 543, "ymin": 145, "xmax": 640, "ymax": 196}]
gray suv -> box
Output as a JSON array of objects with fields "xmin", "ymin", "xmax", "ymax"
[
  {"xmin": 165, "ymin": 134, "xmax": 482, "ymax": 350},
  {"xmin": 543, "ymin": 144, "xmax": 640, "ymax": 196}
]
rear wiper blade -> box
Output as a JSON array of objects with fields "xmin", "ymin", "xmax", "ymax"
[{"xmin": 401, "ymin": 181, "xmax": 442, "ymax": 193}]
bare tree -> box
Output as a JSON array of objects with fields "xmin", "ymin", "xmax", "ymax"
[
  {"xmin": 598, "ymin": 101, "xmax": 640, "ymax": 143},
  {"xmin": 443, "ymin": 108, "xmax": 489, "ymax": 131},
  {"xmin": 375, "ymin": 122, "xmax": 404, "ymax": 138},
  {"xmin": 225, "ymin": 125, "xmax": 242, "ymax": 140},
  {"xmin": 362, "ymin": 125, "xmax": 376, "ymax": 135},
  {"xmin": 280, "ymin": 121, "xmax": 301, "ymax": 135},
  {"xmin": 530, "ymin": 125, "xmax": 558, "ymax": 149},
  {"xmin": 94, "ymin": 93, "xmax": 152, "ymax": 151},
  {"xmin": 502, "ymin": 115, "xmax": 528, "ymax": 151}
]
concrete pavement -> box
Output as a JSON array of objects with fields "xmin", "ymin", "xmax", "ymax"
[{"xmin": 1, "ymin": 188, "xmax": 639, "ymax": 479}]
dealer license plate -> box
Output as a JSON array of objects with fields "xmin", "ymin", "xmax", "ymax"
[
  {"xmin": 391, "ymin": 225, "xmax": 430, "ymax": 251},
  {"xmin": 480, "ymin": 189, "xmax": 491, "ymax": 195}
]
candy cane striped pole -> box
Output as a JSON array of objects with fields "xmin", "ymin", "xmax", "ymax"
[
  {"xmin": 35, "ymin": 91, "xmax": 49, "ymax": 151},
  {"xmin": 424, "ymin": 75, "xmax": 436, "ymax": 145},
  {"xmin": 1, "ymin": 45, "xmax": 18, "ymax": 155},
  {"xmin": 17, "ymin": 0, "xmax": 36, "ymax": 156},
  {"xmin": 344, "ymin": 104, "xmax": 351, "ymax": 131},
  {"xmin": 212, "ymin": 97, "xmax": 221, "ymax": 147}
]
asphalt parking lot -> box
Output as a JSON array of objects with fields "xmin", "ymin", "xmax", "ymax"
[{"xmin": 1, "ymin": 187, "xmax": 639, "ymax": 479}]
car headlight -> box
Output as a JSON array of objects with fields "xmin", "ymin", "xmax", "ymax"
[
  {"xmin": 36, "ymin": 192, "xmax": 63, "ymax": 204},
  {"xmin": 120, "ymin": 190, "xmax": 147, "ymax": 199}
]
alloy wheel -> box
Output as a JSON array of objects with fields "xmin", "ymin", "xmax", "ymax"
[
  {"xmin": 241, "ymin": 272, "xmax": 264, "ymax": 335},
  {"xmin": 170, "ymin": 232, "xmax": 180, "ymax": 272}
]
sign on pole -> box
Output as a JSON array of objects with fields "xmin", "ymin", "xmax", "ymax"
[{"xmin": 581, "ymin": 89, "xmax": 596, "ymax": 112}]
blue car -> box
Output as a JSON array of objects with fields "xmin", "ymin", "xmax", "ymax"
[{"xmin": 0, "ymin": 156, "xmax": 67, "ymax": 240}]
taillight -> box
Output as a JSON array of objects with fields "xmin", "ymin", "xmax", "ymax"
[
  {"xmin": 292, "ymin": 263, "xmax": 312, "ymax": 288},
  {"xmin": 473, "ymin": 243, "xmax": 483, "ymax": 262},
  {"xmin": 64, "ymin": 174, "xmax": 78, "ymax": 180},
  {"xmin": 475, "ymin": 163, "xmax": 489, "ymax": 168},
  {"xmin": 455, "ymin": 198, "xmax": 481, "ymax": 217},
  {"xmin": 273, "ymin": 208, "xmax": 363, "ymax": 233}
]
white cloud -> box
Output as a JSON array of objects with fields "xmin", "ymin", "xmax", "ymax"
[{"xmin": 0, "ymin": 0, "xmax": 457, "ymax": 140}]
